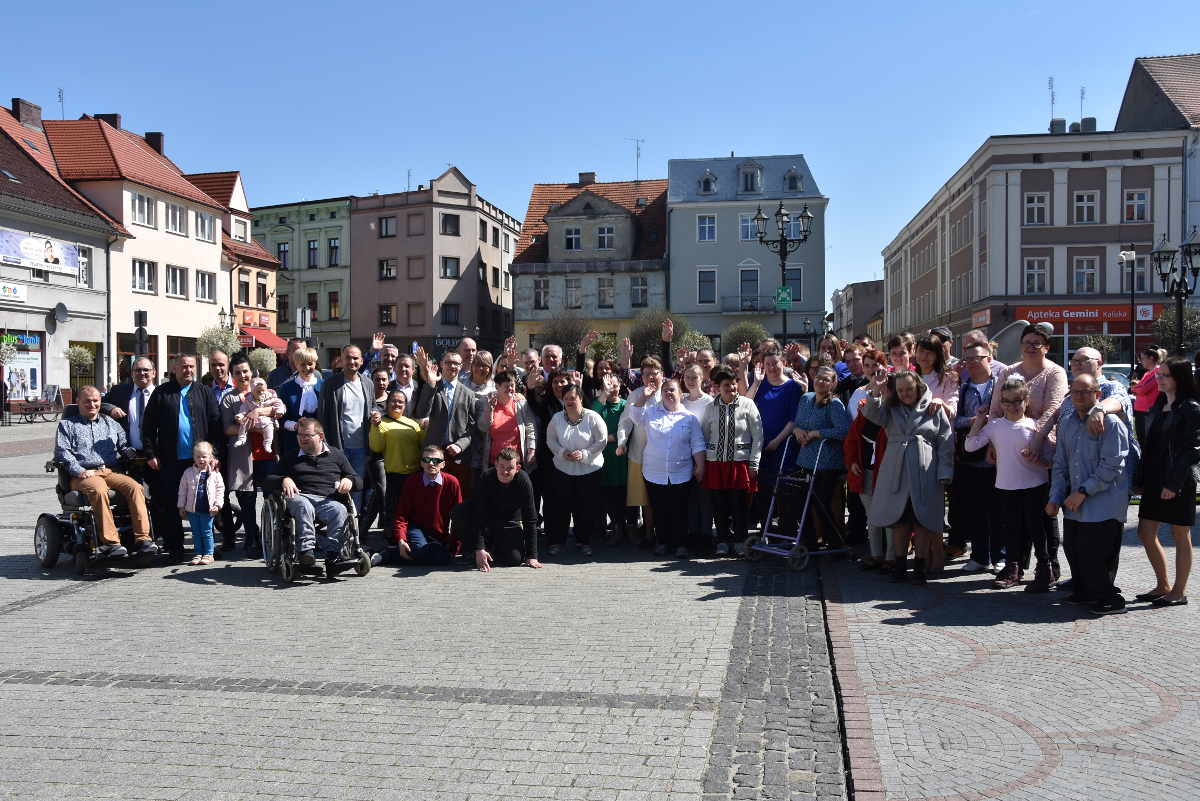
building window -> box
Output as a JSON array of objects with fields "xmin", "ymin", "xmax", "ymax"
[
  {"xmin": 329, "ymin": 210, "xmax": 336, "ymax": 219},
  {"xmin": 565, "ymin": 277, "xmax": 581, "ymax": 308},
  {"xmin": 167, "ymin": 336, "xmax": 198, "ymax": 365},
  {"xmin": 503, "ymin": 232, "xmax": 510, "ymax": 252},
  {"xmin": 1074, "ymin": 192, "xmax": 1097, "ymax": 223},
  {"xmin": 257, "ymin": 274, "xmax": 268, "ymax": 307},
  {"xmin": 597, "ymin": 226, "xmax": 614, "ymax": 250},
  {"xmin": 1074, "ymin": 257, "xmax": 1097, "ymax": 294},
  {"xmin": 492, "ymin": 226, "xmax": 500, "ymax": 247},
  {"xmin": 441, "ymin": 303, "xmax": 460, "ymax": 325},
  {"xmin": 238, "ymin": 270, "xmax": 250, "ymax": 305},
  {"xmin": 165, "ymin": 203, "xmax": 188, "ymax": 235},
  {"xmin": 1025, "ymin": 194, "xmax": 1047, "ymax": 225},
  {"xmin": 1032, "ymin": 153, "xmax": 1043, "ymax": 164},
  {"xmin": 309, "ymin": 213, "xmax": 316, "ymax": 222},
  {"xmin": 741, "ymin": 171, "xmax": 757, "ymax": 192},
  {"xmin": 279, "ymin": 295, "xmax": 289, "ymax": 323},
  {"xmin": 441, "ymin": 257, "xmax": 460, "ymax": 278},
  {"xmin": 407, "ymin": 256, "xmax": 425, "ymax": 279},
  {"xmin": 1132, "ymin": 149, "xmax": 1143, "ymax": 159},
  {"xmin": 503, "ymin": 312, "xmax": 511, "ymax": 330},
  {"xmin": 77, "ymin": 247, "xmax": 92, "ymax": 288},
  {"xmin": 407, "ymin": 213, "xmax": 424, "ymax": 235},
  {"xmin": 234, "ymin": 220, "xmax": 247, "ymax": 241},
  {"xmin": 380, "ymin": 216, "xmax": 396, "ymax": 237},
  {"xmin": 307, "ymin": 293, "xmax": 319, "ymax": 318},
  {"xmin": 698, "ymin": 215, "xmax": 716, "ymax": 242},
  {"xmin": 441, "ymin": 213, "xmax": 460, "ymax": 235},
  {"xmin": 787, "ymin": 174, "xmax": 801, "ymax": 191},
  {"xmin": 785, "ymin": 214, "xmax": 805, "ymax": 239},
  {"xmin": 534, "ymin": 279, "xmax": 550, "ymax": 310},
  {"xmin": 328, "ymin": 238, "xmax": 339, "ymax": 267},
  {"xmin": 1027, "ymin": 260, "xmax": 1050, "ymax": 296},
  {"xmin": 132, "ymin": 259, "xmax": 156, "ymax": 293},
  {"xmin": 503, "ymin": 271, "xmax": 510, "ymax": 290},
  {"xmin": 308, "ymin": 240, "xmax": 319, "ymax": 268},
  {"xmin": 380, "ymin": 259, "xmax": 397, "ymax": 279},
  {"xmin": 1123, "ymin": 256, "xmax": 1149, "ymax": 293},
  {"xmin": 479, "ymin": 305, "xmax": 487, "ymax": 328},
  {"xmin": 379, "ymin": 304, "xmax": 396, "ymax": 326},
  {"xmin": 1125, "ymin": 190, "xmax": 1148, "ymax": 222},
  {"xmin": 279, "ymin": 216, "xmax": 287, "ymax": 224},
  {"xmin": 479, "ymin": 219, "xmax": 488, "ymax": 241},
  {"xmin": 785, "ymin": 267, "xmax": 801, "ymax": 300},
  {"xmin": 277, "ymin": 242, "xmax": 289, "ymax": 270},
  {"xmin": 407, "ymin": 302, "xmax": 424, "ymax": 326},
  {"xmin": 702, "ymin": 178, "xmax": 712, "ymax": 192},
  {"xmin": 598, "ymin": 276, "xmax": 614, "ymax": 308},
  {"xmin": 565, "ymin": 227, "xmax": 581, "ymax": 251},
  {"xmin": 165, "ymin": 265, "xmax": 187, "ymax": 298},
  {"xmin": 196, "ymin": 271, "xmax": 215, "ymax": 302},
  {"xmin": 478, "ymin": 262, "xmax": 487, "ymax": 282},
  {"xmin": 328, "ymin": 291, "xmax": 339, "ymax": 320},
  {"xmin": 493, "ymin": 309, "xmax": 501, "ymax": 330},
  {"xmin": 196, "ymin": 212, "xmax": 214, "ymax": 242},
  {"xmin": 631, "ymin": 275, "xmax": 648, "ymax": 307},
  {"xmin": 130, "ymin": 192, "xmax": 156, "ymax": 227},
  {"xmin": 740, "ymin": 269, "xmax": 759, "ymax": 297},
  {"xmin": 739, "ymin": 214, "xmax": 757, "ymax": 241},
  {"xmin": 698, "ymin": 270, "xmax": 716, "ymax": 304},
  {"xmin": 492, "ymin": 266, "xmax": 500, "ymax": 287}
]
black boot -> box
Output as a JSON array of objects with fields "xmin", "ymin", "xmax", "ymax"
[
  {"xmin": 888, "ymin": 560, "xmax": 908, "ymax": 583},
  {"xmin": 910, "ymin": 557, "xmax": 927, "ymax": 585}
]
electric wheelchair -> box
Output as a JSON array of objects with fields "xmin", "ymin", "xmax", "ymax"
[
  {"xmin": 259, "ymin": 486, "xmax": 370, "ymax": 583},
  {"xmin": 35, "ymin": 407, "xmax": 158, "ymax": 576}
]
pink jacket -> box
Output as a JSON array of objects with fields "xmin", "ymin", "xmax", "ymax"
[
  {"xmin": 1131, "ymin": 366, "xmax": 1160, "ymax": 413},
  {"xmin": 177, "ymin": 465, "xmax": 225, "ymax": 513}
]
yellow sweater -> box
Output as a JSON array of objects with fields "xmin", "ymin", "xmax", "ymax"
[{"xmin": 369, "ymin": 415, "xmax": 423, "ymax": 474}]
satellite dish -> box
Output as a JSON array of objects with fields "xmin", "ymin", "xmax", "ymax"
[
  {"xmin": 44, "ymin": 313, "xmax": 57, "ymax": 336},
  {"xmin": 54, "ymin": 302, "xmax": 69, "ymax": 323}
]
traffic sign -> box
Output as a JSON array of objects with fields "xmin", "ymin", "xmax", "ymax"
[{"xmin": 775, "ymin": 287, "xmax": 793, "ymax": 310}]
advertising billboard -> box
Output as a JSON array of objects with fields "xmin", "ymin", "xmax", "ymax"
[{"xmin": 0, "ymin": 230, "xmax": 79, "ymax": 276}]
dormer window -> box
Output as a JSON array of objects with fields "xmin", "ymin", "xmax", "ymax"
[
  {"xmin": 784, "ymin": 168, "xmax": 804, "ymax": 192},
  {"xmin": 742, "ymin": 172, "xmax": 756, "ymax": 192},
  {"xmin": 736, "ymin": 160, "xmax": 763, "ymax": 195},
  {"xmin": 697, "ymin": 170, "xmax": 718, "ymax": 195},
  {"xmin": 702, "ymin": 179, "xmax": 712, "ymax": 192},
  {"xmin": 565, "ymin": 227, "xmax": 581, "ymax": 251}
]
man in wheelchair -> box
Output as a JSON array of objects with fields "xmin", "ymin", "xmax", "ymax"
[
  {"xmin": 53, "ymin": 385, "xmax": 156, "ymax": 558},
  {"xmin": 266, "ymin": 418, "xmax": 361, "ymax": 570}
]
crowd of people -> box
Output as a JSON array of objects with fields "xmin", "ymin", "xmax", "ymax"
[{"xmin": 50, "ymin": 320, "xmax": 1197, "ymax": 613}]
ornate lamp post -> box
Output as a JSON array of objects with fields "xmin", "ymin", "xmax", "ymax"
[
  {"xmin": 754, "ymin": 201, "xmax": 813, "ymax": 345},
  {"xmin": 1151, "ymin": 227, "xmax": 1200, "ymax": 355}
]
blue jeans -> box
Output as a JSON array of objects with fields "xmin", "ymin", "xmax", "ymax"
[
  {"xmin": 342, "ymin": 447, "xmax": 368, "ymax": 510},
  {"xmin": 401, "ymin": 526, "xmax": 452, "ymax": 566},
  {"xmin": 188, "ymin": 512, "xmax": 215, "ymax": 556},
  {"xmin": 285, "ymin": 493, "xmax": 349, "ymax": 556}
]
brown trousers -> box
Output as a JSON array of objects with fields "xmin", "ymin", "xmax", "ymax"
[{"xmin": 70, "ymin": 468, "xmax": 152, "ymax": 545}]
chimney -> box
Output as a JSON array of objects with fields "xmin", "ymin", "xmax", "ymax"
[
  {"xmin": 578, "ymin": 172, "xmax": 596, "ymax": 185},
  {"xmin": 1069, "ymin": 121, "xmax": 1081, "ymax": 133},
  {"xmin": 1081, "ymin": 117, "xmax": 1097, "ymax": 132},
  {"xmin": 10, "ymin": 98, "xmax": 42, "ymax": 131},
  {"xmin": 96, "ymin": 113, "xmax": 121, "ymax": 130},
  {"xmin": 145, "ymin": 132, "xmax": 165, "ymax": 155},
  {"xmin": 1049, "ymin": 118, "xmax": 1066, "ymax": 134}
]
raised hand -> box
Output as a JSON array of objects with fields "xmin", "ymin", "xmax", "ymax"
[
  {"xmin": 754, "ymin": 363, "xmax": 765, "ymax": 383},
  {"xmin": 504, "ymin": 336, "xmax": 518, "ymax": 359},
  {"xmin": 676, "ymin": 345, "xmax": 688, "ymax": 365},
  {"xmin": 662, "ymin": 318, "xmax": 674, "ymax": 342},
  {"xmin": 738, "ymin": 342, "xmax": 753, "ymax": 364},
  {"xmin": 580, "ymin": 330, "xmax": 600, "ymax": 353},
  {"xmin": 372, "ymin": 332, "xmax": 386, "ymax": 351},
  {"xmin": 619, "ymin": 337, "xmax": 633, "ymax": 365},
  {"xmin": 785, "ymin": 342, "xmax": 802, "ymax": 362},
  {"xmin": 487, "ymin": 391, "xmax": 500, "ymax": 409},
  {"xmin": 972, "ymin": 406, "xmax": 988, "ymax": 429},
  {"xmin": 569, "ymin": 370, "xmax": 583, "ymax": 386}
]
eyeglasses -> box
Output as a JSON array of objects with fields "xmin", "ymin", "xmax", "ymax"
[
  {"xmin": 132, "ymin": 368, "xmax": 153, "ymax": 374},
  {"xmin": 1070, "ymin": 390, "xmax": 1099, "ymax": 397},
  {"xmin": 421, "ymin": 456, "xmax": 444, "ymax": 464},
  {"xmin": 1020, "ymin": 341, "xmax": 1047, "ymax": 350},
  {"xmin": 1069, "ymin": 357, "xmax": 1097, "ymax": 365},
  {"xmin": 443, "ymin": 360, "xmax": 462, "ymax": 367},
  {"xmin": 296, "ymin": 432, "xmax": 319, "ymax": 440},
  {"xmin": 999, "ymin": 398, "xmax": 1025, "ymax": 406},
  {"xmin": 961, "ymin": 355, "xmax": 987, "ymax": 364}
]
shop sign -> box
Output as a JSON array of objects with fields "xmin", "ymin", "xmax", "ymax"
[
  {"xmin": 0, "ymin": 282, "xmax": 27, "ymax": 303},
  {"xmin": 1, "ymin": 333, "xmax": 40, "ymax": 346},
  {"xmin": 258, "ymin": 313, "xmax": 270, "ymax": 326},
  {"xmin": 971, "ymin": 309, "xmax": 991, "ymax": 327},
  {"xmin": 243, "ymin": 311, "xmax": 256, "ymax": 324},
  {"xmin": 1015, "ymin": 304, "xmax": 1162, "ymax": 323},
  {"xmin": 434, "ymin": 338, "xmax": 462, "ymax": 347},
  {"xmin": 237, "ymin": 335, "xmax": 255, "ymax": 347},
  {"xmin": 2, "ymin": 351, "xmax": 41, "ymax": 400},
  {"xmin": 0, "ymin": 230, "xmax": 78, "ymax": 275}
]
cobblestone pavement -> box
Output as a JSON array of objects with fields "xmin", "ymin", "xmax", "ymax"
[
  {"xmin": 0, "ymin": 445, "xmax": 846, "ymax": 800},
  {"xmin": 822, "ymin": 510, "xmax": 1200, "ymax": 801}
]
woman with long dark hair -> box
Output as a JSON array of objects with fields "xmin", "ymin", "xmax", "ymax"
[
  {"xmin": 1133, "ymin": 356, "xmax": 1199, "ymax": 607},
  {"xmin": 1131, "ymin": 347, "xmax": 1164, "ymax": 442}
]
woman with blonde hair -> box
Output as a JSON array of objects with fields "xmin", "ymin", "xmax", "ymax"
[{"xmin": 277, "ymin": 347, "xmax": 323, "ymax": 455}]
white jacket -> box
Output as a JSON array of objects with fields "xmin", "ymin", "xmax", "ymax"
[{"xmin": 701, "ymin": 396, "xmax": 764, "ymax": 470}]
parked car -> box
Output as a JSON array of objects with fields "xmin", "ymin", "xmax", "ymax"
[{"xmin": 1102, "ymin": 364, "xmax": 1132, "ymax": 388}]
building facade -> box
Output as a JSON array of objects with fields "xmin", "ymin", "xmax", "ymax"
[
  {"xmin": 511, "ymin": 173, "xmax": 665, "ymax": 351},
  {"xmin": 349, "ymin": 168, "xmax": 520, "ymax": 358},
  {"xmin": 251, "ymin": 197, "xmax": 351, "ymax": 369},
  {"xmin": 0, "ymin": 99, "xmax": 118, "ymax": 399},
  {"xmin": 881, "ymin": 55, "xmax": 1198, "ymax": 365},
  {"xmin": 666, "ymin": 155, "xmax": 828, "ymax": 352},
  {"xmin": 830, "ymin": 280, "xmax": 884, "ymax": 344}
]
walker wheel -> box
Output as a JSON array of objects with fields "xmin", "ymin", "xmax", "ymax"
[
  {"xmin": 743, "ymin": 535, "xmax": 764, "ymax": 561},
  {"xmin": 356, "ymin": 550, "xmax": 371, "ymax": 577},
  {"xmin": 74, "ymin": 549, "xmax": 89, "ymax": 576},
  {"xmin": 788, "ymin": 544, "xmax": 810, "ymax": 572}
]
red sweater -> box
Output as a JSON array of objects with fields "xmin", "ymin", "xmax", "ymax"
[{"xmin": 392, "ymin": 472, "xmax": 462, "ymax": 552}]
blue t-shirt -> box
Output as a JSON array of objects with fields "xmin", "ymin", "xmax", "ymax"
[
  {"xmin": 755, "ymin": 378, "xmax": 803, "ymax": 444},
  {"xmin": 176, "ymin": 384, "xmax": 194, "ymax": 460}
]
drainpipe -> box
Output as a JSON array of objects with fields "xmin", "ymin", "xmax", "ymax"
[
  {"xmin": 105, "ymin": 236, "xmax": 113, "ymax": 386},
  {"xmin": 664, "ymin": 208, "xmax": 672, "ymax": 320}
]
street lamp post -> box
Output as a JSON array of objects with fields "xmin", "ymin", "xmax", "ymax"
[
  {"xmin": 1117, "ymin": 246, "xmax": 1137, "ymax": 380},
  {"xmin": 1150, "ymin": 227, "xmax": 1200, "ymax": 356},
  {"xmin": 754, "ymin": 201, "xmax": 813, "ymax": 345}
]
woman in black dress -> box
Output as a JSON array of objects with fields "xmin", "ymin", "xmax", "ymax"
[{"xmin": 1134, "ymin": 356, "xmax": 1200, "ymax": 607}]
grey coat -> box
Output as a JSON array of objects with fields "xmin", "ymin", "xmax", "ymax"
[
  {"xmin": 861, "ymin": 390, "xmax": 954, "ymax": 533},
  {"xmin": 317, "ymin": 372, "xmax": 375, "ymax": 451},
  {"xmin": 412, "ymin": 378, "xmax": 479, "ymax": 465}
]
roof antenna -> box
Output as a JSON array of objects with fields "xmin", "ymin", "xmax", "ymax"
[
  {"xmin": 57, "ymin": 87, "xmax": 64, "ymax": 120},
  {"xmin": 623, "ymin": 138, "xmax": 644, "ymax": 181},
  {"xmin": 407, "ymin": 168, "xmax": 411, "ymax": 192},
  {"xmin": 1048, "ymin": 75, "xmax": 1056, "ymax": 125},
  {"xmin": 1080, "ymin": 85, "xmax": 1085, "ymax": 120}
]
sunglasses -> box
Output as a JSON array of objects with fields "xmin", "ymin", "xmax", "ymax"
[{"xmin": 421, "ymin": 456, "xmax": 444, "ymax": 464}]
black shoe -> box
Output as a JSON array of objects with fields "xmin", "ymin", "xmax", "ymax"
[
  {"xmin": 887, "ymin": 567, "xmax": 908, "ymax": 584},
  {"xmin": 298, "ymin": 550, "xmax": 316, "ymax": 566},
  {"xmin": 910, "ymin": 558, "xmax": 927, "ymax": 585},
  {"xmin": 166, "ymin": 551, "xmax": 187, "ymax": 565},
  {"xmin": 1134, "ymin": 592, "xmax": 1166, "ymax": 602},
  {"xmin": 219, "ymin": 539, "xmax": 237, "ymax": 553},
  {"xmin": 1151, "ymin": 595, "xmax": 1189, "ymax": 607},
  {"xmin": 1088, "ymin": 599, "xmax": 1127, "ymax": 615},
  {"xmin": 1062, "ymin": 593, "xmax": 1094, "ymax": 605},
  {"xmin": 859, "ymin": 560, "xmax": 881, "ymax": 572}
]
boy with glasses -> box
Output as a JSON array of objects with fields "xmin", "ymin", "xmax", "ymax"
[{"xmin": 388, "ymin": 445, "xmax": 463, "ymax": 566}]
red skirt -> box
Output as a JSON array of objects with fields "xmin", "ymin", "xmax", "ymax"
[{"xmin": 702, "ymin": 460, "xmax": 753, "ymax": 491}]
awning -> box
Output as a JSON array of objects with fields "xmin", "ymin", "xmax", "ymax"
[{"xmin": 240, "ymin": 326, "xmax": 288, "ymax": 355}]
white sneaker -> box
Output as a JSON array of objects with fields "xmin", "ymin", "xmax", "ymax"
[
  {"xmin": 962, "ymin": 560, "xmax": 986, "ymax": 572},
  {"xmin": 735, "ymin": 542, "xmax": 746, "ymax": 558},
  {"xmin": 653, "ymin": 543, "xmax": 668, "ymax": 557},
  {"xmin": 992, "ymin": 560, "xmax": 1007, "ymax": 575},
  {"xmin": 715, "ymin": 542, "xmax": 730, "ymax": 556},
  {"xmin": 370, "ymin": 552, "xmax": 383, "ymax": 567}
]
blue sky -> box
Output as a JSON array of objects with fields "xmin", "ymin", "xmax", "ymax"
[{"xmin": 5, "ymin": 0, "xmax": 1196, "ymax": 307}]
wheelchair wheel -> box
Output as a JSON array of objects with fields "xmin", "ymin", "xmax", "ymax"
[
  {"xmin": 138, "ymin": 553, "xmax": 154, "ymax": 569},
  {"xmin": 743, "ymin": 535, "xmax": 765, "ymax": 561},
  {"xmin": 788, "ymin": 544, "xmax": 810, "ymax": 572},
  {"xmin": 355, "ymin": 550, "xmax": 371, "ymax": 577},
  {"xmin": 35, "ymin": 515, "xmax": 62, "ymax": 568},
  {"xmin": 281, "ymin": 551, "xmax": 297, "ymax": 583},
  {"xmin": 74, "ymin": 549, "xmax": 88, "ymax": 576},
  {"xmin": 214, "ymin": 507, "xmax": 242, "ymax": 537},
  {"xmin": 262, "ymin": 502, "xmax": 279, "ymax": 573}
]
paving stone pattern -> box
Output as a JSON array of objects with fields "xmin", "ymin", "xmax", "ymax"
[{"xmin": 822, "ymin": 510, "xmax": 1200, "ymax": 801}]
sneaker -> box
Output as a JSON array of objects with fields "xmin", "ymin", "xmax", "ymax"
[
  {"xmin": 1088, "ymin": 598, "xmax": 1127, "ymax": 615},
  {"xmin": 993, "ymin": 564, "xmax": 1020, "ymax": 589},
  {"xmin": 580, "ymin": 546, "xmax": 594, "ymax": 557},
  {"xmin": 1062, "ymin": 593, "xmax": 1094, "ymax": 605},
  {"xmin": 992, "ymin": 560, "xmax": 1007, "ymax": 575},
  {"xmin": 1056, "ymin": 576, "xmax": 1074, "ymax": 590},
  {"xmin": 548, "ymin": 545, "xmax": 564, "ymax": 556},
  {"xmin": 96, "ymin": 544, "xmax": 127, "ymax": 558},
  {"xmin": 715, "ymin": 542, "xmax": 730, "ymax": 557},
  {"xmin": 961, "ymin": 560, "xmax": 986, "ymax": 573},
  {"xmin": 199, "ymin": 555, "xmax": 214, "ymax": 565},
  {"xmin": 653, "ymin": 543, "xmax": 668, "ymax": 557},
  {"xmin": 298, "ymin": 550, "xmax": 316, "ymax": 566},
  {"xmin": 132, "ymin": 540, "xmax": 158, "ymax": 555},
  {"xmin": 370, "ymin": 552, "xmax": 384, "ymax": 567},
  {"xmin": 187, "ymin": 555, "xmax": 203, "ymax": 565},
  {"xmin": 735, "ymin": 543, "xmax": 745, "ymax": 558},
  {"xmin": 676, "ymin": 547, "xmax": 690, "ymax": 560}
]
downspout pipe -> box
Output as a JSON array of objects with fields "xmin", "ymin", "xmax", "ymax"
[{"xmin": 105, "ymin": 236, "xmax": 113, "ymax": 386}]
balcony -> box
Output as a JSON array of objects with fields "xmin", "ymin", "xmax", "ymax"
[{"xmin": 721, "ymin": 295, "xmax": 778, "ymax": 314}]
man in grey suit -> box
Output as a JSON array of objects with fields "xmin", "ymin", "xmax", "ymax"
[
  {"xmin": 413, "ymin": 349, "xmax": 479, "ymax": 498},
  {"xmin": 318, "ymin": 345, "xmax": 374, "ymax": 509}
]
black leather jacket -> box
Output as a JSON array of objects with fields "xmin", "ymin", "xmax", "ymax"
[{"xmin": 1136, "ymin": 395, "xmax": 1200, "ymax": 493}]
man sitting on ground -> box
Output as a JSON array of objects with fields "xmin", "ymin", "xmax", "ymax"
[
  {"xmin": 54, "ymin": 386, "xmax": 157, "ymax": 558},
  {"xmin": 388, "ymin": 445, "xmax": 463, "ymax": 566},
  {"xmin": 450, "ymin": 447, "xmax": 542, "ymax": 571}
]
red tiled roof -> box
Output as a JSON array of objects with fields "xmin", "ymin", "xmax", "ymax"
[
  {"xmin": 222, "ymin": 228, "xmax": 279, "ymax": 268},
  {"xmin": 1137, "ymin": 53, "xmax": 1200, "ymax": 127},
  {"xmin": 183, "ymin": 171, "xmax": 239, "ymax": 207},
  {"xmin": 43, "ymin": 118, "xmax": 224, "ymax": 209},
  {"xmin": 513, "ymin": 178, "xmax": 669, "ymax": 264}
]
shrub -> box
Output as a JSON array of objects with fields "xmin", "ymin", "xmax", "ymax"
[
  {"xmin": 629, "ymin": 309, "xmax": 690, "ymax": 363},
  {"xmin": 248, "ymin": 348, "xmax": 278, "ymax": 377},
  {"xmin": 719, "ymin": 321, "xmax": 769, "ymax": 358},
  {"xmin": 586, "ymin": 332, "xmax": 620, "ymax": 365},
  {"xmin": 1075, "ymin": 333, "xmax": 1119, "ymax": 364},
  {"xmin": 197, "ymin": 325, "xmax": 242, "ymax": 360},
  {"xmin": 62, "ymin": 345, "xmax": 95, "ymax": 368},
  {"xmin": 1149, "ymin": 305, "xmax": 1200, "ymax": 356},
  {"xmin": 535, "ymin": 308, "xmax": 596, "ymax": 355}
]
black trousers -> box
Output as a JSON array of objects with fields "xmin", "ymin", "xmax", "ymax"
[
  {"xmin": 645, "ymin": 479, "xmax": 692, "ymax": 548},
  {"xmin": 360, "ymin": 458, "xmax": 387, "ymax": 530},
  {"xmin": 845, "ymin": 490, "xmax": 868, "ymax": 543},
  {"xmin": 955, "ymin": 463, "xmax": 1005, "ymax": 565},
  {"xmin": 383, "ymin": 471, "xmax": 416, "ymax": 539},
  {"xmin": 1062, "ymin": 518, "xmax": 1124, "ymax": 602},
  {"xmin": 448, "ymin": 499, "xmax": 530, "ymax": 565},
  {"xmin": 800, "ymin": 469, "xmax": 843, "ymax": 549},
  {"xmin": 155, "ymin": 458, "xmax": 192, "ymax": 557},
  {"xmin": 1000, "ymin": 484, "xmax": 1050, "ymax": 569},
  {"xmin": 552, "ymin": 469, "xmax": 601, "ymax": 546},
  {"xmin": 1019, "ymin": 510, "xmax": 1062, "ymax": 574},
  {"xmin": 600, "ymin": 484, "xmax": 637, "ymax": 528},
  {"xmin": 711, "ymin": 488, "xmax": 749, "ymax": 545}
]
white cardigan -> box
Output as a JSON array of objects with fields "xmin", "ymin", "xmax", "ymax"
[{"xmin": 546, "ymin": 409, "xmax": 608, "ymax": 475}]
